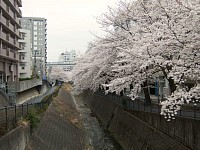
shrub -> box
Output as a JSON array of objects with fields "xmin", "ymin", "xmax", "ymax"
[{"xmin": 27, "ymin": 108, "xmax": 40, "ymax": 133}]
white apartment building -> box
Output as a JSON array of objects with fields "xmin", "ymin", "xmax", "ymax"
[
  {"xmin": 20, "ymin": 17, "xmax": 47, "ymax": 78},
  {"xmin": 18, "ymin": 29, "xmax": 32, "ymax": 78},
  {"xmin": 59, "ymin": 50, "xmax": 76, "ymax": 71}
]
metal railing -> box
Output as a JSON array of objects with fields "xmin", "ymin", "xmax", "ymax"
[
  {"xmin": 94, "ymin": 90, "xmax": 200, "ymax": 120},
  {"xmin": 0, "ymin": 89, "xmax": 59, "ymax": 136}
]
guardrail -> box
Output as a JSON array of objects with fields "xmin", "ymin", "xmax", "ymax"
[
  {"xmin": 0, "ymin": 88, "xmax": 59, "ymax": 136},
  {"xmin": 94, "ymin": 90, "xmax": 200, "ymax": 120}
]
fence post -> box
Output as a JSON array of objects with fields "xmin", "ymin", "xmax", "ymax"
[
  {"xmin": 138, "ymin": 99, "xmax": 139, "ymax": 110},
  {"xmin": 15, "ymin": 105, "xmax": 17, "ymax": 124},
  {"xmin": 5, "ymin": 106, "xmax": 8, "ymax": 130},
  {"xmin": 158, "ymin": 95, "xmax": 160, "ymax": 113},
  {"xmin": 48, "ymin": 98, "xmax": 50, "ymax": 105},
  {"xmin": 27, "ymin": 103, "xmax": 29, "ymax": 114},
  {"xmin": 194, "ymin": 105, "xmax": 196, "ymax": 118},
  {"xmin": 22, "ymin": 104, "xmax": 24, "ymax": 117}
]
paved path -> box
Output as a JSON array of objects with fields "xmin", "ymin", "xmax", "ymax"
[{"xmin": 25, "ymin": 84, "xmax": 88, "ymax": 150}]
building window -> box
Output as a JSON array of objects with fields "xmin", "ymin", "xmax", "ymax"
[
  {"xmin": 21, "ymin": 33, "xmax": 26, "ymax": 40},
  {"xmin": 34, "ymin": 21, "xmax": 37, "ymax": 25}
]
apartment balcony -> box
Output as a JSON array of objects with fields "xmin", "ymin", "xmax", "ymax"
[
  {"xmin": 5, "ymin": 0, "xmax": 22, "ymax": 18},
  {"xmin": 0, "ymin": 15, "xmax": 20, "ymax": 38},
  {"xmin": 0, "ymin": 32, "xmax": 21, "ymax": 50},
  {"xmin": 16, "ymin": 0, "xmax": 22, "ymax": 7},
  {"xmin": 0, "ymin": 0, "xmax": 21, "ymax": 27},
  {"xmin": 18, "ymin": 39, "xmax": 25, "ymax": 44},
  {"xmin": 0, "ymin": 48, "xmax": 19, "ymax": 61}
]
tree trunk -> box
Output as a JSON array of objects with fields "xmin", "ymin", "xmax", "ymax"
[
  {"xmin": 161, "ymin": 67, "xmax": 176, "ymax": 94},
  {"xmin": 168, "ymin": 77, "xmax": 176, "ymax": 94},
  {"xmin": 142, "ymin": 80, "xmax": 151, "ymax": 105}
]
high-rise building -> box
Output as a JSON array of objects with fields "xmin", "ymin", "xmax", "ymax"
[
  {"xmin": 20, "ymin": 17, "xmax": 47, "ymax": 78},
  {"xmin": 0, "ymin": 0, "xmax": 22, "ymax": 82},
  {"xmin": 59, "ymin": 50, "xmax": 76, "ymax": 71},
  {"xmin": 18, "ymin": 29, "xmax": 32, "ymax": 79}
]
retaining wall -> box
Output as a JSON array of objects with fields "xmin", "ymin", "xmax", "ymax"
[
  {"xmin": 8, "ymin": 79, "xmax": 42, "ymax": 92},
  {"xmin": 82, "ymin": 91, "xmax": 192, "ymax": 150},
  {"xmin": 127, "ymin": 109, "xmax": 200, "ymax": 150},
  {"xmin": 0, "ymin": 123, "xmax": 30, "ymax": 150}
]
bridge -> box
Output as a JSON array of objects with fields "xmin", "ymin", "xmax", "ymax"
[{"xmin": 46, "ymin": 62, "xmax": 76, "ymax": 67}]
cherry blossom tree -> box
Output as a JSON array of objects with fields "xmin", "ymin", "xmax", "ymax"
[
  {"xmin": 72, "ymin": 0, "xmax": 200, "ymax": 119},
  {"xmin": 71, "ymin": 38, "xmax": 119, "ymax": 94},
  {"xmin": 100, "ymin": 0, "xmax": 200, "ymax": 119},
  {"xmin": 48, "ymin": 66, "xmax": 67, "ymax": 83}
]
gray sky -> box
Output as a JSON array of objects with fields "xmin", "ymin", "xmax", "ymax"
[{"xmin": 21, "ymin": 0, "xmax": 116, "ymax": 62}]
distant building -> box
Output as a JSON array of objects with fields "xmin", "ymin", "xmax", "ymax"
[
  {"xmin": 0, "ymin": 0, "xmax": 22, "ymax": 82},
  {"xmin": 59, "ymin": 50, "xmax": 76, "ymax": 71},
  {"xmin": 18, "ymin": 29, "xmax": 32, "ymax": 78},
  {"xmin": 20, "ymin": 17, "xmax": 47, "ymax": 78}
]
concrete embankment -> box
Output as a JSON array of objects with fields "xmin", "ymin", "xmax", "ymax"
[
  {"xmin": 82, "ymin": 91, "xmax": 190, "ymax": 150},
  {"xmin": 17, "ymin": 83, "xmax": 49, "ymax": 104},
  {"xmin": 17, "ymin": 87, "xmax": 40, "ymax": 104},
  {"xmin": 0, "ymin": 123, "xmax": 30, "ymax": 150},
  {"xmin": 0, "ymin": 82, "xmax": 49, "ymax": 106}
]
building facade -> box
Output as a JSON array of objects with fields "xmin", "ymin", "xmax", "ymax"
[
  {"xmin": 18, "ymin": 29, "xmax": 32, "ymax": 78},
  {"xmin": 0, "ymin": 0, "xmax": 22, "ymax": 82},
  {"xmin": 20, "ymin": 17, "xmax": 47, "ymax": 78},
  {"xmin": 59, "ymin": 50, "xmax": 76, "ymax": 71}
]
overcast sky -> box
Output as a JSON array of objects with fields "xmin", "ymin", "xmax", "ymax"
[{"xmin": 21, "ymin": 0, "xmax": 117, "ymax": 62}]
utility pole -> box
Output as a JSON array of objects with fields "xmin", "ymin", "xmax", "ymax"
[{"xmin": 34, "ymin": 50, "xmax": 37, "ymax": 78}]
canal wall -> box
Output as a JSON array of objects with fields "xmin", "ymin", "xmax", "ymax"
[
  {"xmin": 0, "ymin": 123, "xmax": 30, "ymax": 150},
  {"xmin": 127, "ymin": 109, "xmax": 200, "ymax": 150},
  {"xmin": 82, "ymin": 91, "xmax": 193, "ymax": 150},
  {"xmin": 17, "ymin": 82, "xmax": 49, "ymax": 104}
]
